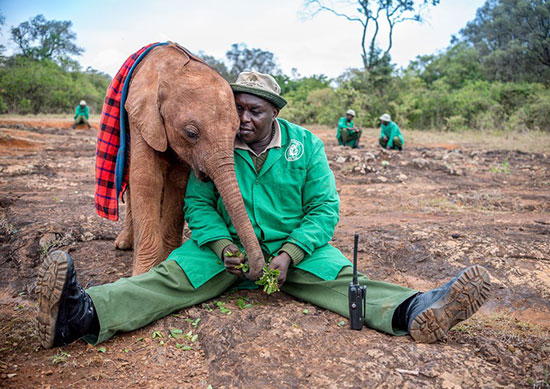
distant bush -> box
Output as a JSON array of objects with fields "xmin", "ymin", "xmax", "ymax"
[
  {"xmin": 280, "ymin": 71, "xmax": 549, "ymax": 133},
  {"xmin": 0, "ymin": 56, "xmax": 110, "ymax": 115}
]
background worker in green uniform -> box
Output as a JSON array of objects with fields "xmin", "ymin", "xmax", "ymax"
[
  {"xmin": 36, "ymin": 72, "xmax": 491, "ymax": 350},
  {"xmin": 379, "ymin": 113, "xmax": 404, "ymax": 150},
  {"xmin": 337, "ymin": 109, "xmax": 362, "ymax": 148},
  {"xmin": 71, "ymin": 100, "xmax": 91, "ymax": 129}
]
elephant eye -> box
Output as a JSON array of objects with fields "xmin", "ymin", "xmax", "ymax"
[{"xmin": 184, "ymin": 128, "xmax": 199, "ymax": 141}]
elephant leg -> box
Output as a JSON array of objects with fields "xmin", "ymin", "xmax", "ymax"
[
  {"xmin": 114, "ymin": 187, "xmax": 134, "ymax": 250},
  {"xmin": 160, "ymin": 165, "xmax": 190, "ymax": 259},
  {"xmin": 129, "ymin": 135, "xmax": 165, "ymax": 276}
]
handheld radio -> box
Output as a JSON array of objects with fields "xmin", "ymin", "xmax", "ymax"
[{"xmin": 348, "ymin": 233, "xmax": 367, "ymax": 330}]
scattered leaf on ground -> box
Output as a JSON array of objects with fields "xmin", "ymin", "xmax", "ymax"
[
  {"xmin": 169, "ymin": 328, "xmax": 183, "ymax": 338},
  {"xmin": 152, "ymin": 331, "xmax": 163, "ymax": 339}
]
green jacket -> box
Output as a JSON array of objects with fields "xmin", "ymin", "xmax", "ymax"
[
  {"xmin": 380, "ymin": 121, "xmax": 404, "ymax": 149},
  {"xmin": 336, "ymin": 117, "xmax": 355, "ymax": 146},
  {"xmin": 168, "ymin": 118, "xmax": 351, "ymax": 289},
  {"xmin": 74, "ymin": 105, "xmax": 89, "ymax": 120}
]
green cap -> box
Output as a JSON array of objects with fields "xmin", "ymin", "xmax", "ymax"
[{"xmin": 230, "ymin": 71, "xmax": 287, "ymax": 109}]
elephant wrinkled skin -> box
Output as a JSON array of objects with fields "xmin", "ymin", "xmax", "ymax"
[{"xmin": 113, "ymin": 43, "xmax": 264, "ymax": 278}]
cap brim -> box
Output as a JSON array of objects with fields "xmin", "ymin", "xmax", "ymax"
[{"xmin": 230, "ymin": 84, "xmax": 287, "ymax": 109}]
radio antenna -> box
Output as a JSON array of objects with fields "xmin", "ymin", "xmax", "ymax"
[{"xmin": 353, "ymin": 233, "xmax": 359, "ymax": 284}]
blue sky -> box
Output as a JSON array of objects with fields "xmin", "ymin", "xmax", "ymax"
[{"xmin": 1, "ymin": 0, "xmax": 485, "ymax": 78}]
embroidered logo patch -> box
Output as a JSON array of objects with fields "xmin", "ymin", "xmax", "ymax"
[{"xmin": 285, "ymin": 139, "xmax": 304, "ymax": 162}]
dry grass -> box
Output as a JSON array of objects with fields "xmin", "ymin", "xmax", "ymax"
[
  {"xmin": 1, "ymin": 117, "xmax": 548, "ymax": 153},
  {"xmin": 307, "ymin": 124, "xmax": 550, "ymax": 154},
  {"xmin": 0, "ymin": 113, "xmax": 102, "ymax": 121}
]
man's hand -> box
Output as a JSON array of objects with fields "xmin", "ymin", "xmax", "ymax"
[
  {"xmin": 222, "ymin": 244, "xmax": 246, "ymax": 276},
  {"xmin": 268, "ymin": 252, "xmax": 292, "ymax": 287}
]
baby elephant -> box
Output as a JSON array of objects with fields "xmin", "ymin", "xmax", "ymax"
[{"xmin": 103, "ymin": 43, "xmax": 264, "ymax": 278}]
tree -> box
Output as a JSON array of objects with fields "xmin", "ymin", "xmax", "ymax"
[
  {"xmin": 460, "ymin": 0, "xmax": 550, "ymax": 83},
  {"xmin": 0, "ymin": 13, "xmax": 6, "ymax": 55},
  {"xmin": 305, "ymin": 0, "xmax": 440, "ymax": 71},
  {"xmin": 10, "ymin": 14, "xmax": 84, "ymax": 64},
  {"xmin": 198, "ymin": 44, "xmax": 281, "ymax": 82},
  {"xmin": 225, "ymin": 43, "xmax": 280, "ymax": 79},
  {"xmin": 197, "ymin": 51, "xmax": 232, "ymax": 81},
  {"xmin": 408, "ymin": 42, "xmax": 485, "ymax": 89}
]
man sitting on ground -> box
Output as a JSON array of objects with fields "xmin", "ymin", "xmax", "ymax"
[
  {"xmin": 36, "ymin": 72, "xmax": 490, "ymax": 350},
  {"xmin": 337, "ymin": 109, "xmax": 362, "ymax": 148},
  {"xmin": 71, "ymin": 100, "xmax": 91, "ymax": 129},
  {"xmin": 379, "ymin": 113, "xmax": 404, "ymax": 150}
]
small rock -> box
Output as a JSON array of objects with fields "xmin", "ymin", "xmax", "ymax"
[
  {"xmin": 446, "ymin": 166, "xmax": 463, "ymax": 176},
  {"xmin": 352, "ymin": 165, "xmax": 366, "ymax": 174},
  {"xmin": 7, "ymin": 373, "xmax": 17, "ymax": 378},
  {"xmin": 81, "ymin": 232, "xmax": 95, "ymax": 242},
  {"xmin": 364, "ymin": 152, "xmax": 375, "ymax": 161},
  {"xmin": 413, "ymin": 158, "xmax": 429, "ymax": 169},
  {"xmin": 378, "ymin": 176, "xmax": 388, "ymax": 183},
  {"xmin": 39, "ymin": 233, "xmax": 57, "ymax": 248},
  {"xmin": 335, "ymin": 156, "xmax": 347, "ymax": 164},
  {"xmin": 397, "ymin": 173, "xmax": 408, "ymax": 181}
]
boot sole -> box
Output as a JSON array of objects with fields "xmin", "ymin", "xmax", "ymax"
[
  {"xmin": 409, "ymin": 265, "xmax": 491, "ymax": 343},
  {"xmin": 36, "ymin": 251, "xmax": 70, "ymax": 349}
]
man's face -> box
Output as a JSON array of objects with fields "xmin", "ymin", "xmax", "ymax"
[
  {"xmin": 235, "ymin": 93, "xmax": 278, "ymax": 144},
  {"xmin": 381, "ymin": 120, "xmax": 389, "ymax": 126},
  {"xmin": 346, "ymin": 114, "xmax": 354, "ymax": 121}
]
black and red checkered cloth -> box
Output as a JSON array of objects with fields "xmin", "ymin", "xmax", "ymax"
[{"xmin": 94, "ymin": 42, "xmax": 166, "ymax": 220}]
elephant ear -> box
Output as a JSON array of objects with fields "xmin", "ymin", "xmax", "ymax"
[
  {"xmin": 126, "ymin": 43, "xmax": 197, "ymax": 152},
  {"xmin": 126, "ymin": 68, "xmax": 167, "ymax": 152}
]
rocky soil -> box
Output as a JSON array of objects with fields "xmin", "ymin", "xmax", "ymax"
[{"xmin": 0, "ymin": 119, "xmax": 549, "ymax": 388}]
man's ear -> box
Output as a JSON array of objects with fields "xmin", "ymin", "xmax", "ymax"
[{"xmin": 273, "ymin": 107, "xmax": 280, "ymax": 119}]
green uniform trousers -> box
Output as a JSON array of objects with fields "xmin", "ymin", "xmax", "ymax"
[
  {"xmin": 73, "ymin": 115, "xmax": 89, "ymax": 126},
  {"xmin": 380, "ymin": 136, "xmax": 402, "ymax": 150},
  {"xmin": 340, "ymin": 129, "xmax": 362, "ymax": 148},
  {"xmin": 84, "ymin": 260, "xmax": 417, "ymax": 345}
]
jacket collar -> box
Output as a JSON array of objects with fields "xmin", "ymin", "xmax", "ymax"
[{"xmin": 235, "ymin": 119, "xmax": 288, "ymax": 176}]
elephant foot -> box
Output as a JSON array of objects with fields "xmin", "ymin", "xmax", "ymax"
[{"xmin": 114, "ymin": 230, "xmax": 133, "ymax": 250}]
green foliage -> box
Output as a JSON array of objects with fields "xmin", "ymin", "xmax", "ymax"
[
  {"xmin": 255, "ymin": 265, "xmax": 280, "ymax": 295},
  {"xmin": 237, "ymin": 297, "xmax": 253, "ymax": 309},
  {"xmin": 280, "ymin": 65, "xmax": 549, "ymax": 132},
  {"xmin": 278, "ymin": 1, "xmax": 550, "ymax": 132},
  {"xmin": 51, "ymin": 350, "xmax": 70, "ymax": 364},
  {"xmin": 490, "ymin": 161, "xmax": 510, "ymax": 174},
  {"xmin": 10, "ymin": 14, "xmax": 84, "ymax": 64},
  {"xmin": 0, "ymin": 56, "xmax": 109, "ymax": 114},
  {"xmin": 459, "ymin": 0, "xmax": 550, "ymax": 84},
  {"xmin": 216, "ymin": 301, "xmax": 232, "ymax": 315}
]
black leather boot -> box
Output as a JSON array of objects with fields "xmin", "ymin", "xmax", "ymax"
[
  {"xmin": 405, "ymin": 265, "xmax": 491, "ymax": 343},
  {"xmin": 36, "ymin": 251, "xmax": 99, "ymax": 348}
]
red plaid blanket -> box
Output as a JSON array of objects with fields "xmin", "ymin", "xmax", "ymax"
[{"xmin": 94, "ymin": 43, "xmax": 160, "ymax": 220}]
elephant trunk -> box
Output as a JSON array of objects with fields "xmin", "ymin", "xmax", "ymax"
[{"xmin": 208, "ymin": 154, "xmax": 264, "ymax": 280}]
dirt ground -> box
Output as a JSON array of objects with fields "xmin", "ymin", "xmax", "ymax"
[{"xmin": 0, "ymin": 117, "xmax": 549, "ymax": 388}]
